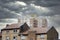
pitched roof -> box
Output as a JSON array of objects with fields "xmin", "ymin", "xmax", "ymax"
[
  {"xmin": 1, "ymin": 23, "xmax": 29, "ymax": 31},
  {"xmin": 20, "ymin": 26, "xmax": 52, "ymax": 34},
  {"xmin": 1, "ymin": 22, "xmax": 54, "ymax": 34},
  {"xmin": 31, "ymin": 26, "xmax": 52, "ymax": 34},
  {"xmin": 20, "ymin": 23, "xmax": 30, "ymax": 32},
  {"xmin": 2, "ymin": 24, "xmax": 19, "ymax": 30}
]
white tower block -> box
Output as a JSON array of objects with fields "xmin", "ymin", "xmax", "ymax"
[{"xmin": 42, "ymin": 18, "xmax": 48, "ymax": 27}]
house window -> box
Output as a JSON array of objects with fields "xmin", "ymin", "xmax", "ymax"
[
  {"xmin": 37, "ymin": 35, "xmax": 45, "ymax": 39},
  {"xmin": 21, "ymin": 35, "xmax": 26, "ymax": 40},
  {"xmin": 33, "ymin": 19, "xmax": 38, "ymax": 27},
  {"xmin": 6, "ymin": 36, "xmax": 9, "ymax": 40},
  {"xmin": 13, "ymin": 36, "xmax": 17, "ymax": 40},
  {"xmin": 6, "ymin": 30, "xmax": 9, "ymax": 33},
  {"xmin": 13, "ymin": 29, "xmax": 17, "ymax": 32},
  {"xmin": 40, "ymin": 35, "xmax": 45, "ymax": 39}
]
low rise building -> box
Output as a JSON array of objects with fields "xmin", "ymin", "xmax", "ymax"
[{"xmin": 1, "ymin": 18, "xmax": 58, "ymax": 40}]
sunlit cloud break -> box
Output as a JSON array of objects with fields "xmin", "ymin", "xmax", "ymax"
[
  {"xmin": 30, "ymin": 3, "xmax": 51, "ymax": 13},
  {"xmin": 15, "ymin": 1, "xmax": 27, "ymax": 6}
]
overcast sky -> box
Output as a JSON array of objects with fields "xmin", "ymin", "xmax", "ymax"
[{"xmin": 0, "ymin": 0, "xmax": 60, "ymax": 39}]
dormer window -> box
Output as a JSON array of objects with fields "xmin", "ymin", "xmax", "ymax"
[{"xmin": 13, "ymin": 29, "xmax": 17, "ymax": 32}]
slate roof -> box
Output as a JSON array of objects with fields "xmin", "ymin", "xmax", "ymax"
[
  {"xmin": 1, "ymin": 23, "xmax": 20, "ymax": 31},
  {"xmin": 1, "ymin": 22, "xmax": 54, "ymax": 34},
  {"xmin": 20, "ymin": 26, "xmax": 52, "ymax": 34}
]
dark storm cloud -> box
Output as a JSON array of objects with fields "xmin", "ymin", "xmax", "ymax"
[
  {"xmin": 46, "ymin": 6, "xmax": 60, "ymax": 16},
  {"xmin": 0, "ymin": 0, "xmax": 17, "ymax": 3},
  {"xmin": 0, "ymin": 1, "xmax": 24, "ymax": 12},
  {"xmin": 34, "ymin": 0, "xmax": 60, "ymax": 7},
  {"xmin": 0, "ymin": 6, "xmax": 19, "ymax": 19},
  {"xmin": 18, "ymin": 0, "xmax": 60, "ymax": 7},
  {"xmin": 0, "ymin": 0, "xmax": 60, "ymax": 17},
  {"xmin": 0, "ymin": 0, "xmax": 60, "ymax": 22},
  {"xmin": 0, "ymin": 0, "xmax": 60, "ymax": 7}
]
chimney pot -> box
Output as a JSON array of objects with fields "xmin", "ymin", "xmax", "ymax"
[{"xmin": 6, "ymin": 24, "xmax": 9, "ymax": 27}]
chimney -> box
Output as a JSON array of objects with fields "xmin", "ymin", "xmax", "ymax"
[
  {"xmin": 42, "ymin": 18, "xmax": 47, "ymax": 27},
  {"xmin": 6, "ymin": 24, "xmax": 9, "ymax": 27}
]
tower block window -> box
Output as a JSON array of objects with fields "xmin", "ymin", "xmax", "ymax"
[
  {"xmin": 42, "ymin": 18, "xmax": 47, "ymax": 27},
  {"xmin": 33, "ymin": 19, "xmax": 38, "ymax": 27}
]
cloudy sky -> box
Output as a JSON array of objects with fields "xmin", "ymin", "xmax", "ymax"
[{"xmin": 0, "ymin": 0, "xmax": 60, "ymax": 39}]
